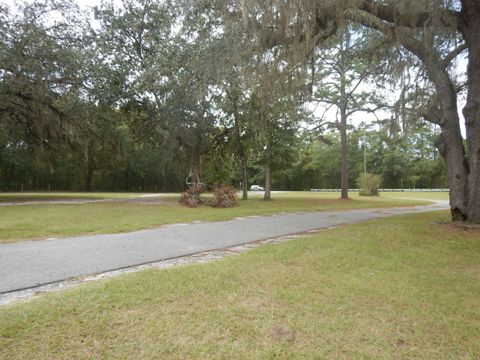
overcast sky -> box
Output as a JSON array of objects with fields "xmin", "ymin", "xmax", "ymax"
[{"xmin": 3, "ymin": 0, "xmax": 118, "ymax": 9}]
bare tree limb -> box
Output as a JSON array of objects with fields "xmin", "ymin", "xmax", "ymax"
[{"xmin": 442, "ymin": 43, "xmax": 468, "ymax": 69}]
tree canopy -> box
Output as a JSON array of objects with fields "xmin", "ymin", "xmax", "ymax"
[{"xmin": 1, "ymin": 0, "xmax": 477, "ymax": 222}]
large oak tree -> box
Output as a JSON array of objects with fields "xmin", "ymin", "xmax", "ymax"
[{"xmin": 237, "ymin": 0, "xmax": 479, "ymax": 222}]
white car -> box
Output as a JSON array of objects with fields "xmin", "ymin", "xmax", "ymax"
[{"xmin": 250, "ymin": 185, "xmax": 264, "ymax": 191}]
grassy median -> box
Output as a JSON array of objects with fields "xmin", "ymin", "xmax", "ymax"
[
  {"xmin": 0, "ymin": 192, "xmax": 432, "ymax": 243},
  {"xmin": 1, "ymin": 211, "xmax": 478, "ymax": 359},
  {"xmin": 0, "ymin": 192, "xmax": 140, "ymax": 202}
]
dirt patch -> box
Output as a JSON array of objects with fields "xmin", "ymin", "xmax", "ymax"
[
  {"xmin": 269, "ymin": 325, "xmax": 296, "ymax": 342},
  {"xmin": 396, "ymin": 338, "xmax": 406, "ymax": 347},
  {"xmin": 435, "ymin": 221, "xmax": 480, "ymax": 236}
]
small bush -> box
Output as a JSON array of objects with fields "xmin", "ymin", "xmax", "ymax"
[
  {"xmin": 357, "ymin": 173, "xmax": 381, "ymax": 196},
  {"xmin": 179, "ymin": 183, "xmax": 206, "ymax": 208},
  {"xmin": 210, "ymin": 184, "xmax": 237, "ymax": 208}
]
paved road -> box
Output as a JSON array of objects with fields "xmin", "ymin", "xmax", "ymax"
[{"xmin": 0, "ymin": 201, "xmax": 448, "ymax": 294}]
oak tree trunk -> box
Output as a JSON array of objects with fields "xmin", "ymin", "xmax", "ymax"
[
  {"xmin": 436, "ymin": 114, "xmax": 469, "ymax": 221},
  {"xmin": 405, "ymin": 29, "xmax": 470, "ymax": 222},
  {"xmin": 462, "ymin": 1, "xmax": 480, "ymax": 222},
  {"xmin": 333, "ymin": 0, "xmax": 480, "ymax": 222}
]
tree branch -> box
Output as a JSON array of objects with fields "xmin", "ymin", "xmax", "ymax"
[
  {"xmin": 422, "ymin": 99, "xmax": 443, "ymax": 126},
  {"xmin": 442, "ymin": 43, "xmax": 468, "ymax": 69},
  {"xmin": 345, "ymin": 71, "xmax": 369, "ymax": 102},
  {"xmin": 356, "ymin": 0, "xmax": 461, "ymax": 30}
]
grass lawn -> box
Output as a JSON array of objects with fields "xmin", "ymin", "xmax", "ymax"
[
  {"xmin": 380, "ymin": 191, "xmax": 449, "ymax": 201},
  {"xmin": 0, "ymin": 192, "xmax": 431, "ymax": 243},
  {"xmin": 0, "ymin": 192, "xmax": 145, "ymax": 202},
  {"xmin": 1, "ymin": 211, "xmax": 478, "ymax": 359}
]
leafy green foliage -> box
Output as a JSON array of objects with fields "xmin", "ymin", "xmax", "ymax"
[
  {"xmin": 357, "ymin": 173, "xmax": 381, "ymax": 196},
  {"xmin": 0, "ymin": 0, "xmax": 454, "ymax": 196}
]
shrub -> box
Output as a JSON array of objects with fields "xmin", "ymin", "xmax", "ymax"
[
  {"xmin": 357, "ymin": 173, "xmax": 381, "ymax": 196},
  {"xmin": 179, "ymin": 183, "xmax": 206, "ymax": 208},
  {"xmin": 210, "ymin": 184, "xmax": 237, "ymax": 208}
]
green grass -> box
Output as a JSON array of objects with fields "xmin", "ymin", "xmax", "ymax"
[
  {"xmin": 1, "ymin": 211, "xmax": 478, "ymax": 359},
  {"xmin": 0, "ymin": 192, "xmax": 429, "ymax": 243},
  {"xmin": 0, "ymin": 192, "xmax": 143, "ymax": 202},
  {"xmin": 380, "ymin": 191, "xmax": 449, "ymax": 200}
]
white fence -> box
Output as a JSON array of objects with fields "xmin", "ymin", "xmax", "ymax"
[{"xmin": 310, "ymin": 188, "xmax": 449, "ymax": 192}]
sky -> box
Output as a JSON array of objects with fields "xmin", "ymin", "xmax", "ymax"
[
  {"xmin": 76, "ymin": 0, "xmax": 122, "ymax": 9},
  {"xmin": 3, "ymin": 0, "xmax": 119, "ymax": 10},
  {"xmin": 77, "ymin": 0, "xmax": 102, "ymax": 7}
]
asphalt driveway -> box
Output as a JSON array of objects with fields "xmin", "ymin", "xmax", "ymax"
[{"xmin": 0, "ymin": 201, "xmax": 448, "ymax": 294}]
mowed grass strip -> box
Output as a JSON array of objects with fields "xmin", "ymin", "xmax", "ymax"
[
  {"xmin": 0, "ymin": 192, "xmax": 141, "ymax": 202},
  {"xmin": 0, "ymin": 192, "xmax": 428, "ymax": 243},
  {"xmin": 380, "ymin": 191, "xmax": 449, "ymax": 200},
  {"xmin": 1, "ymin": 211, "xmax": 479, "ymax": 359}
]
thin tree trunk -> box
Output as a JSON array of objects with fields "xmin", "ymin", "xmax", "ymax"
[
  {"xmin": 340, "ymin": 105, "xmax": 348, "ymax": 199},
  {"xmin": 264, "ymin": 163, "xmax": 271, "ymax": 200},
  {"xmin": 232, "ymin": 101, "xmax": 248, "ymax": 200},
  {"xmin": 339, "ymin": 35, "xmax": 349, "ymax": 199},
  {"xmin": 85, "ymin": 140, "xmax": 94, "ymax": 192},
  {"xmin": 190, "ymin": 147, "xmax": 201, "ymax": 186},
  {"xmin": 240, "ymin": 154, "xmax": 248, "ymax": 200},
  {"xmin": 162, "ymin": 166, "xmax": 166, "ymax": 193}
]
